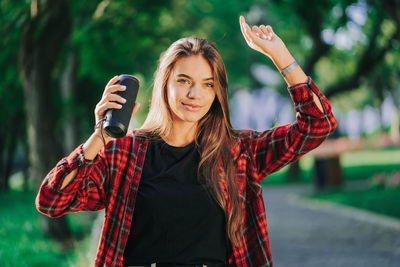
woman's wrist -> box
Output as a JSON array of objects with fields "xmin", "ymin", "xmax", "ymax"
[
  {"xmin": 94, "ymin": 128, "xmax": 112, "ymax": 145},
  {"xmin": 270, "ymin": 44, "xmax": 295, "ymax": 71},
  {"xmin": 82, "ymin": 130, "xmax": 111, "ymax": 161},
  {"xmin": 269, "ymin": 45, "xmax": 308, "ymax": 86}
]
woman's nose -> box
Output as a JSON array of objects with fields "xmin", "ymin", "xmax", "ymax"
[{"xmin": 187, "ymin": 85, "xmax": 199, "ymax": 98}]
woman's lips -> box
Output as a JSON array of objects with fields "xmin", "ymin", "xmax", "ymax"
[{"xmin": 182, "ymin": 102, "xmax": 202, "ymax": 111}]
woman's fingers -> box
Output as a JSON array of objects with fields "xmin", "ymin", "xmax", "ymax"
[
  {"xmin": 239, "ymin": 15, "xmax": 246, "ymax": 31},
  {"xmin": 252, "ymin": 26, "xmax": 263, "ymax": 38},
  {"xmin": 259, "ymin": 25, "xmax": 269, "ymax": 36},
  {"xmin": 240, "ymin": 16, "xmax": 285, "ymax": 60},
  {"xmin": 240, "ymin": 16, "xmax": 259, "ymax": 47},
  {"xmin": 103, "ymin": 75, "xmax": 124, "ymax": 98},
  {"xmin": 95, "ymin": 101, "xmax": 123, "ymax": 119},
  {"xmin": 240, "ymin": 15, "xmax": 269, "ymax": 50},
  {"xmin": 103, "ymin": 84, "xmax": 126, "ymax": 97},
  {"xmin": 239, "ymin": 16, "xmax": 250, "ymax": 43},
  {"xmin": 239, "ymin": 16, "xmax": 252, "ymax": 41},
  {"xmin": 95, "ymin": 93, "xmax": 126, "ymax": 118},
  {"xmin": 259, "ymin": 25, "xmax": 274, "ymax": 40},
  {"xmin": 96, "ymin": 76, "xmax": 127, "ymax": 122},
  {"xmin": 97, "ymin": 100, "xmax": 140, "ymax": 121},
  {"xmin": 105, "ymin": 75, "xmax": 119, "ymax": 90},
  {"xmin": 259, "ymin": 25, "xmax": 268, "ymax": 34},
  {"xmin": 94, "ymin": 75, "xmax": 140, "ymax": 132},
  {"xmin": 102, "ymin": 93, "xmax": 127, "ymax": 105}
]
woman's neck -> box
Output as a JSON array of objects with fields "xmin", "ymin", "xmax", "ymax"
[{"xmin": 162, "ymin": 120, "xmax": 198, "ymax": 147}]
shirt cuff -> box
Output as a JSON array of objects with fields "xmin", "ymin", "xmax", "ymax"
[
  {"xmin": 66, "ymin": 143, "xmax": 98, "ymax": 169},
  {"xmin": 287, "ymin": 76, "xmax": 332, "ymax": 117},
  {"xmin": 52, "ymin": 143, "xmax": 98, "ymax": 193}
]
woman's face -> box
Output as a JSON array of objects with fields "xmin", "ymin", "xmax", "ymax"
[{"xmin": 167, "ymin": 55, "xmax": 216, "ymax": 124}]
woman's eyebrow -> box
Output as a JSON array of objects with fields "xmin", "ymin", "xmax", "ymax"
[{"xmin": 177, "ymin": 73, "xmax": 214, "ymax": 81}]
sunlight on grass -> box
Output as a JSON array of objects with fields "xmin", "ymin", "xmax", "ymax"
[
  {"xmin": 312, "ymin": 188, "xmax": 400, "ymax": 219},
  {"xmin": 340, "ymin": 147, "xmax": 400, "ymax": 166}
]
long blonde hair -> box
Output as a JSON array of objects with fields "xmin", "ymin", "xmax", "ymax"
[{"xmin": 140, "ymin": 37, "xmax": 243, "ymax": 247}]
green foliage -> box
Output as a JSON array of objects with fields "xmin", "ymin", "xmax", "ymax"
[{"xmin": 0, "ymin": 0, "xmax": 28, "ymax": 128}]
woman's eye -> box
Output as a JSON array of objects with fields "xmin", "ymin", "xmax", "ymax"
[
  {"xmin": 205, "ymin": 83, "xmax": 214, "ymax": 88},
  {"xmin": 177, "ymin": 79, "xmax": 189, "ymax": 84}
]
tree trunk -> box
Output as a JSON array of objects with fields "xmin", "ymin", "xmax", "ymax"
[
  {"xmin": 22, "ymin": 137, "xmax": 30, "ymax": 191},
  {"xmin": 18, "ymin": 0, "xmax": 73, "ymax": 244},
  {"xmin": 61, "ymin": 51, "xmax": 80, "ymax": 153}
]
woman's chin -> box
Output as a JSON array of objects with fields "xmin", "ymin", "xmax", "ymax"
[{"xmin": 175, "ymin": 113, "xmax": 204, "ymax": 124}]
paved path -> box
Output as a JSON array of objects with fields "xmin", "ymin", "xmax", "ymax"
[{"xmin": 263, "ymin": 183, "xmax": 400, "ymax": 267}]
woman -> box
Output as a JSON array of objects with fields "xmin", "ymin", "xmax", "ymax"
[{"xmin": 36, "ymin": 16, "xmax": 337, "ymax": 267}]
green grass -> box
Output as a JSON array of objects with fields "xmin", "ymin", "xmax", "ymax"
[
  {"xmin": 261, "ymin": 146, "xmax": 400, "ymax": 185},
  {"xmin": 0, "ymin": 190, "xmax": 94, "ymax": 267},
  {"xmin": 310, "ymin": 187, "xmax": 400, "ymax": 219}
]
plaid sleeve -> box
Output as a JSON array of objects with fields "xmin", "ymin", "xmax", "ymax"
[
  {"xmin": 35, "ymin": 142, "xmax": 110, "ymax": 217},
  {"xmin": 249, "ymin": 76, "xmax": 337, "ymax": 181}
]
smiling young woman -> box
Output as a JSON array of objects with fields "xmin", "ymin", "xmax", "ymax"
[
  {"xmin": 154, "ymin": 55, "xmax": 218, "ymax": 146},
  {"xmin": 35, "ymin": 15, "xmax": 337, "ymax": 267}
]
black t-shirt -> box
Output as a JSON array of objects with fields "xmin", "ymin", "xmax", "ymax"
[{"xmin": 123, "ymin": 136, "xmax": 228, "ymax": 266}]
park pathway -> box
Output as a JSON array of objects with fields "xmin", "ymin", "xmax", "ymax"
[{"xmin": 263, "ymin": 183, "xmax": 400, "ymax": 267}]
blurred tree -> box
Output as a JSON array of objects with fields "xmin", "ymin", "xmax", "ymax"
[
  {"xmin": 380, "ymin": 0, "xmax": 400, "ymax": 139},
  {"xmin": 18, "ymin": 0, "xmax": 73, "ymax": 247},
  {"xmin": 0, "ymin": 0, "xmax": 27, "ymax": 191},
  {"xmin": 324, "ymin": 4, "xmax": 399, "ymax": 98}
]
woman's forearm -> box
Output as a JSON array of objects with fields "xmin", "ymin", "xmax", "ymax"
[
  {"xmin": 271, "ymin": 45, "xmax": 307, "ymax": 86},
  {"xmin": 271, "ymin": 45, "xmax": 324, "ymax": 113}
]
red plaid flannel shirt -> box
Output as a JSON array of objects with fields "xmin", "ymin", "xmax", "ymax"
[{"xmin": 36, "ymin": 77, "xmax": 337, "ymax": 266}]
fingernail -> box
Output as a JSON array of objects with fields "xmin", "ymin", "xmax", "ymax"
[
  {"xmin": 122, "ymin": 85, "xmax": 126, "ymax": 89},
  {"xmin": 242, "ymin": 23, "xmax": 246, "ymax": 28},
  {"xmin": 122, "ymin": 98, "xmax": 126, "ymax": 103},
  {"xmin": 117, "ymin": 104, "xmax": 122, "ymax": 108},
  {"xmin": 262, "ymin": 34, "xmax": 267, "ymax": 39}
]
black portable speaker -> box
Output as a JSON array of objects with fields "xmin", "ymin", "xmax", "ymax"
[{"xmin": 103, "ymin": 74, "xmax": 140, "ymax": 138}]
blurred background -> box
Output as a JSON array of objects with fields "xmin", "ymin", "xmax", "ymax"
[{"xmin": 0, "ymin": 0, "xmax": 399, "ymax": 266}]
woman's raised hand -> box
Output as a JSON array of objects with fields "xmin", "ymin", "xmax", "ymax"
[
  {"xmin": 239, "ymin": 15, "xmax": 286, "ymax": 61},
  {"xmin": 94, "ymin": 75, "xmax": 140, "ymax": 138}
]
